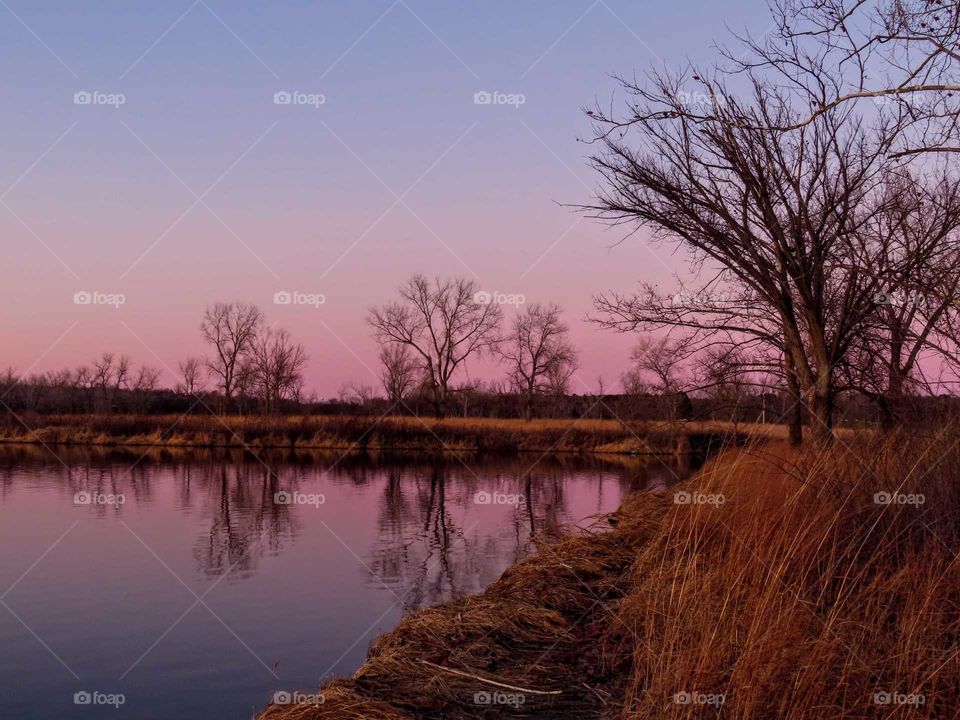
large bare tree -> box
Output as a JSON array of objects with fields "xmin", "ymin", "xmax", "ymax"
[
  {"xmin": 201, "ymin": 302, "xmax": 262, "ymax": 409},
  {"xmin": 499, "ymin": 302, "xmax": 578, "ymax": 420},
  {"xmin": 585, "ymin": 76, "xmax": 937, "ymax": 442},
  {"xmin": 367, "ymin": 275, "xmax": 503, "ymax": 417}
]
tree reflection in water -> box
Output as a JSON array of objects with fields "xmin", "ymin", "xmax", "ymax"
[{"xmin": 0, "ymin": 445, "xmax": 692, "ymax": 611}]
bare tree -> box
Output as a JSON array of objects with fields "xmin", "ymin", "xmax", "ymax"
[
  {"xmin": 696, "ymin": 345, "xmax": 752, "ymax": 423},
  {"xmin": 247, "ymin": 327, "xmax": 308, "ymax": 414},
  {"xmin": 200, "ymin": 302, "xmax": 263, "ymax": 410},
  {"xmin": 627, "ymin": 337, "xmax": 692, "ymax": 420},
  {"xmin": 177, "ymin": 356, "xmax": 205, "ymax": 396},
  {"xmin": 130, "ymin": 365, "xmax": 161, "ymax": 413},
  {"xmin": 132, "ymin": 366, "xmax": 161, "ymax": 393},
  {"xmin": 499, "ymin": 303, "xmax": 578, "ymax": 420},
  {"xmin": 585, "ymin": 73, "xmax": 939, "ymax": 442},
  {"xmin": 338, "ymin": 381, "xmax": 377, "ymax": 407},
  {"xmin": 736, "ymin": 0, "xmax": 960, "ymax": 158},
  {"xmin": 839, "ymin": 172, "xmax": 960, "ymax": 424},
  {"xmin": 367, "ymin": 275, "xmax": 503, "ymax": 417},
  {"xmin": 378, "ymin": 343, "xmax": 419, "ymax": 405}
]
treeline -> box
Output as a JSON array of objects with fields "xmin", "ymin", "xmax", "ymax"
[{"xmin": 5, "ymin": 267, "xmax": 960, "ymax": 426}]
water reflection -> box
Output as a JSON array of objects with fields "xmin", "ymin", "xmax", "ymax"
[
  {"xmin": 0, "ymin": 445, "xmax": 695, "ymax": 720},
  {"xmin": 0, "ymin": 445, "xmax": 690, "ymax": 611}
]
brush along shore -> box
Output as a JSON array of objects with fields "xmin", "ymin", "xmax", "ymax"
[
  {"xmin": 0, "ymin": 414, "xmax": 784, "ymax": 455},
  {"xmin": 256, "ymin": 431, "xmax": 959, "ymax": 720}
]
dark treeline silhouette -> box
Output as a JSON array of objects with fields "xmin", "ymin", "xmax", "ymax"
[{"xmin": 4, "ymin": 261, "xmax": 960, "ymax": 430}]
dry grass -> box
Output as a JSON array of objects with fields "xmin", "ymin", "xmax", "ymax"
[
  {"xmin": 615, "ymin": 433, "xmax": 960, "ymax": 719},
  {"xmin": 0, "ymin": 413, "xmax": 778, "ymax": 455},
  {"xmin": 255, "ymin": 429, "xmax": 959, "ymax": 719}
]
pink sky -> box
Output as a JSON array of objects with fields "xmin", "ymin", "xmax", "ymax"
[{"xmin": 0, "ymin": 1, "xmax": 749, "ymax": 396}]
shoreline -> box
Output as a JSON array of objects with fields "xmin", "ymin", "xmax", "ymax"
[
  {"xmin": 254, "ymin": 434, "xmax": 960, "ymax": 719},
  {"xmin": 0, "ymin": 414, "xmax": 777, "ymax": 457}
]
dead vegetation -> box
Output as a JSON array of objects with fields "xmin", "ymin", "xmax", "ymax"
[{"xmin": 0, "ymin": 413, "xmax": 781, "ymax": 455}]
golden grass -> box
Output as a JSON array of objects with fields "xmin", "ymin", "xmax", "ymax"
[
  {"xmin": 0, "ymin": 413, "xmax": 782, "ymax": 455},
  {"xmin": 254, "ymin": 429, "xmax": 959, "ymax": 719}
]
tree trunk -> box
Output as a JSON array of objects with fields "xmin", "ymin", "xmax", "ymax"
[
  {"xmin": 783, "ymin": 356, "xmax": 804, "ymax": 446},
  {"xmin": 808, "ymin": 389, "xmax": 834, "ymax": 445},
  {"xmin": 881, "ymin": 369, "xmax": 904, "ymax": 430}
]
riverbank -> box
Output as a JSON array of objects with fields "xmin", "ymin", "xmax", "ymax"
[
  {"xmin": 256, "ymin": 430, "xmax": 959, "ymax": 719},
  {"xmin": 0, "ymin": 414, "xmax": 783, "ymax": 455}
]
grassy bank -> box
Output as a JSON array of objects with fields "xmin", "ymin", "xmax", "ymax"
[
  {"xmin": 256, "ymin": 430, "xmax": 959, "ymax": 719},
  {"xmin": 0, "ymin": 413, "xmax": 783, "ymax": 455}
]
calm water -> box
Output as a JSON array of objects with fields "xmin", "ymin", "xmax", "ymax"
[{"xmin": 0, "ymin": 445, "xmax": 691, "ymax": 719}]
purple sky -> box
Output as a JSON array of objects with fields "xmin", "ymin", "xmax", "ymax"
[{"xmin": 0, "ymin": 0, "xmax": 765, "ymax": 397}]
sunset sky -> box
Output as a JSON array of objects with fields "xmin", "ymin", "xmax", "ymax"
[{"xmin": 0, "ymin": 1, "xmax": 765, "ymax": 396}]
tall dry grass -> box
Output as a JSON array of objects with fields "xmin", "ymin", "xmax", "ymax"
[{"xmin": 614, "ymin": 431, "xmax": 960, "ymax": 718}]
